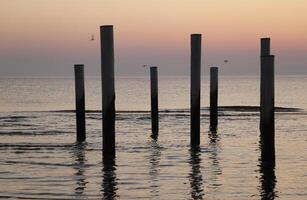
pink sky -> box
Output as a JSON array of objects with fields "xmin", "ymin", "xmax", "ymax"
[{"xmin": 1, "ymin": 0, "xmax": 307, "ymax": 75}]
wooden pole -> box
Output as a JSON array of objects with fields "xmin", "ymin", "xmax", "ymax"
[
  {"xmin": 74, "ymin": 64, "xmax": 86, "ymax": 142},
  {"xmin": 150, "ymin": 66, "xmax": 159, "ymax": 136},
  {"xmin": 100, "ymin": 25, "xmax": 115, "ymax": 157},
  {"xmin": 190, "ymin": 34, "xmax": 202, "ymax": 147},
  {"xmin": 260, "ymin": 37, "xmax": 275, "ymax": 162},
  {"xmin": 260, "ymin": 55, "xmax": 275, "ymax": 161},
  {"xmin": 210, "ymin": 67, "xmax": 218, "ymax": 129},
  {"xmin": 260, "ymin": 37, "xmax": 271, "ymax": 131}
]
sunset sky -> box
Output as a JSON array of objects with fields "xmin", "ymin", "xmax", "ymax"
[{"xmin": 1, "ymin": 0, "xmax": 307, "ymax": 76}]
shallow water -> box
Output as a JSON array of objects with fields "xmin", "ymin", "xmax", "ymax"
[{"xmin": 0, "ymin": 76, "xmax": 307, "ymax": 199}]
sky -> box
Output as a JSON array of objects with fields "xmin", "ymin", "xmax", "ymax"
[{"xmin": 1, "ymin": 0, "xmax": 307, "ymax": 76}]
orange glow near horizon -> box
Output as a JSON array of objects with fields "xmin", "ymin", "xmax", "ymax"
[{"xmin": 1, "ymin": 0, "xmax": 307, "ymax": 75}]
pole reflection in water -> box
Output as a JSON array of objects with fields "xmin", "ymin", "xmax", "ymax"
[
  {"xmin": 208, "ymin": 128, "xmax": 222, "ymax": 190},
  {"xmin": 189, "ymin": 147, "xmax": 204, "ymax": 199},
  {"xmin": 148, "ymin": 137, "xmax": 162, "ymax": 198},
  {"xmin": 71, "ymin": 142, "xmax": 88, "ymax": 196},
  {"xmin": 258, "ymin": 140, "xmax": 277, "ymax": 200},
  {"xmin": 102, "ymin": 154, "xmax": 118, "ymax": 200},
  {"xmin": 209, "ymin": 127, "xmax": 219, "ymax": 144}
]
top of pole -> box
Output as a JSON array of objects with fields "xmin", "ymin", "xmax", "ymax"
[
  {"xmin": 101, "ymin": 25, "xmax": 113, "ymax": 28},
  {"xmin": 261, "ymin": 38, "xmax": 271, "ymax": 56},
  {"xmin": 191, "ymin": 33, "xmax": 202, "ymax": 37}
]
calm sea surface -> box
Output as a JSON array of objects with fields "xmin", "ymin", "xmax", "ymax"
[{"xmin": 0, "ymin": 75, "xmax": 306, "ymax": 199}]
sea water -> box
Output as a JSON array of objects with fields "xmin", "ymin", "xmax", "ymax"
[{"xmin": 0, "ymin": 76, "xmax": 306, "ymax": 199}]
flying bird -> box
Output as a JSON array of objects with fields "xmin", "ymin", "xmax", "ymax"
[
  {"xmin": 224, "ymin": 60, "xmax": 229, "ymax": 63},
  {"xmin": 90, "ymin": 35, "xmax": 94, "ymax": 41}
]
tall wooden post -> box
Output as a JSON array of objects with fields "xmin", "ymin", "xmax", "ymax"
[
  {"xmin": 260, "ymin": 38, "xmax": 271, "ymax": 131},
  {"xmin": 210, "ymin": 67, "xmax": 218, "ymax": 129},
  {"xmin": 260, "ymin": 38, "xmax": 275, "ymax": 162},
  {"xmin": 100, "ymin": 25, "xmax": 115, "ymax": 157},
  {"xmin": 150, "ymin": 66, "xmax": 159, "ymax": 136},
  {"xmin": 260, "ymin": 38, "xmax": 271, "ymax": 132},
  {"xmin": 190, "ymin": 34, "xmax": 202, "ymax": 147},
  {"xmin": 74, "ymin": 64, "xmax": 86, "ymax": 142}
]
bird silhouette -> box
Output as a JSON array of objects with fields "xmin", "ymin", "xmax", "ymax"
[{"xmin": 90, "ymin": 35, "xmax": 94, "ymax": 41}]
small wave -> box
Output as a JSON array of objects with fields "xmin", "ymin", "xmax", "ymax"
[
  {"xmin": 0, "ymin": 116, "xmax": 36, "ymax": 123},
  {"xmin": 218, "ymin": 106, "xmax": 302, "ymax": 112},
  {"xmin": 0, "ymin": 194, "xmax": 85, "ymax": 200},
  {"xmin": 0, "ymin": 142, "xmax": 102, "ymax": 152},
  {"xmin": 1, "ymin": 160, "xmax": 94, "ymax": 168},
  {"xmin": 0, "ymin": 143, "xmax": 73, "ymax": 149},
  {"xmin": 0, "ymin": 130, "xmax": 70, "ymax": 136}
]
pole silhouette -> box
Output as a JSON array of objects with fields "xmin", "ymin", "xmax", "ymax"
[
  {"xmin": 74, "ymin": 64, "xmax": 86, "ymax": 142},
  {"xmin": 190, "ymin": 34, "xmax": 202, "ymax": 147},
  {"xmin": 260, "ymin": 38, "xmax": 271, "ymax": 133},
  {"xmin": 100, "ymin": 25, "xmax": 115, "ymax": 157},
  {"xmin": 260, "ymin": 38, "xmax": 275, "ymax": 162},
  {"xmin": 150, "ymin": 66, "xmax": 159, "ymax": 137},
  {"xmin": 210, "ymin": 67, "xmax": 218, "ymax": 129}
]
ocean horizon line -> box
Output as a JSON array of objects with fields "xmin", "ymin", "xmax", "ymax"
[{"xmin": 1, "ymin": 74, "xmax": 307, "ymax": 79}]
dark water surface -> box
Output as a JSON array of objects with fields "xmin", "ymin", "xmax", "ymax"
[{"xmin": 0, "ymin": 76, "xmax": 307, "ymax": 199}]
